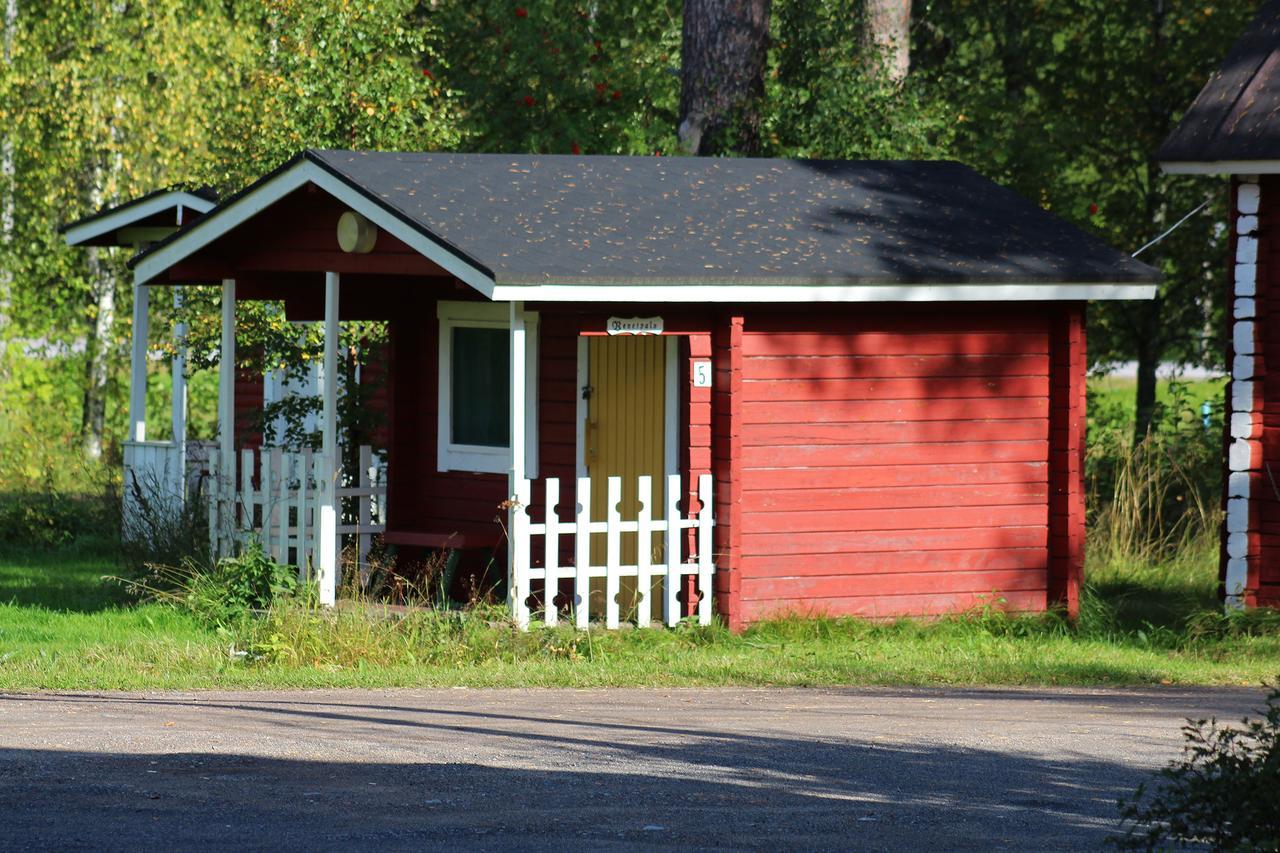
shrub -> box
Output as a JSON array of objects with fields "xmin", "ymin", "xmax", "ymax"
[
  {"xmin": 0, "ymin": 486, "xmax": 115, "ymax": 550},
  {"xmin": 133, "ymin": 541, "xmax": 302, "ymax": 628},
  {"xmin": 1113, "ymin": 682, "xmax": 1280, "ymax": 850}
]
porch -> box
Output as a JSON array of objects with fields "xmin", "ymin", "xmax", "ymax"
[
  {"xmin": 126, "ymin": 190, "xmax": 719, "ymax": 626},
  {"xmin": 197, "ymin": 277, "xmax": 717, "ymax": 626}
]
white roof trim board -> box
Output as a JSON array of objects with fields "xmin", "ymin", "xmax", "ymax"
[
  {"xmin": 133, "ymin": 154, "xmax": 1157, "ymax": 303},
  {"xmin": 64, "ymin": 190, "xmax": 217, "ymax": 248},
  {"xmin": 1162, "ymin": 160, "xmax": 1280, "ymax": 175}
]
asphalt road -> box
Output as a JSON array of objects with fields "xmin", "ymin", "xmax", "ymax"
[{"xmin": 0, "ymin": 686, "xmax": 1266, "ymax": 851}]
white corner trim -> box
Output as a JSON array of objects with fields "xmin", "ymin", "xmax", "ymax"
[
  {"xmin": 1162, "ymin": 159, "xmax": 1280, "ymax": 175},
  {"xmin": 1225, "ymin": 177, "xmax": 1262, "ymax": 601},
  {"xmin": 133, "ymin": 159, "xmax": 497, "ymax": 297},
  {"xmin": 489, "ymin": 282, "xmax": 1157, "ymax": 303},
  {"xmin": 436, "ymin": 300, "xmax": 538, "ymax": 477},
  {"xmin": 65, "ymin": 191, "xmax": 216, "ymax": 248}
]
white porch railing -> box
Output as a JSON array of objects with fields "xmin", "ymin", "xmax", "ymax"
[
  {"xmin": 207, "ymin": 445, "xmax": 387, "ymax": 581},
  {"xmin": 122, "ymin": 438, "xmax": 217, "ymax": 539},
  {"xmin": 511, "ymin": 474, "xmax": 715, "ymax": 629}
]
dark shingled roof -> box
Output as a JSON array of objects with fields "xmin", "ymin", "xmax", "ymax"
[
  {"xmin": 1159, "ymin": 0, "xmax": 1280, "ymax": 165},
  {"xmin": 297, "ymin": 150, "xmax": 1155, "ymax": 286}
]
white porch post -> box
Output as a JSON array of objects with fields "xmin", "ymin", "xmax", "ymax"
[
  {"xmin": 317, "ymin": 271, "xmax": 340, "ymax": 606},
  {"xmin": 171, "ymin": 288, "xmax": 188, "ymax": 502},
  {"xmin": 127, "ymin": 283, "xmax": 150, "ymax": 442},
  {"xmin": 509, "ymin": 300, "xmax": 530, "ymax": 628},
  {"xmin": 216, "ymin": 279, "xmax": 236, "ymax": 558}
]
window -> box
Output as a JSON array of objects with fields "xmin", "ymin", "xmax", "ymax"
[{"xmin": 437, "ymin": 301, "xmax": 538, "ymax": 475}]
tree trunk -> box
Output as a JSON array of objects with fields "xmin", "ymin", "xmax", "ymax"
[
  {"xmin": 863, "ymin": 0, "xmax": 910, "ymax": 84},
  {"xmin": 678, "ymin": 0, "xmax": 771, "ymax": 156},
  {"xmin": 0, "ymin": 0, "xmax": 17, "ymax": 372},
  {"xmin": 1133, "ymin": 333, "xmax": 1159, "ymax": 443},
  {"xmin": 82, "ymin": 244, "xmax": 116, "ymax": 461}
]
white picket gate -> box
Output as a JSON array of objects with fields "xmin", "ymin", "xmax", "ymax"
[
  {"xmin": 511, "ymin": 473, "xmax": 715, "ymax": 629},
  {"xmin": 207, "ymin": 445, "xmax": 387, "ymax": 581}
]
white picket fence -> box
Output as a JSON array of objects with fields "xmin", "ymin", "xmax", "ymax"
[
  {"xmin": 207, "ymin": 445, "xmax": 387, "ymax": 580},
  {"xmin": 511, "ymin": 473, "xmax": 715, "ymax": 629}
]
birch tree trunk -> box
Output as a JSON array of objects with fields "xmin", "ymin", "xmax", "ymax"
[
  {"xmin": 677, "ymin": 0, "xmax": 770, "ymax": 155},
  {"xmin": 863, "ymin": 0, "xmax": 910, "ymax": 84},
  {"xmin": 0, "ymin": 0, "xmax": 17, "ymax": 371},
  {"xmin": 82, "ymin": 236, "xmax": 116, "ymax": 461}
]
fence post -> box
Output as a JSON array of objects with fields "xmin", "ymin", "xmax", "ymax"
[
  {"xmin": 697, "ymin": 474, "xmax": 714, "ymax": 626},
  {"xmin": 511, "ymin": 478, "xmax": 531, "ymax": 629},
  {"xmin": 574, "ymin": 477, "xmax": 591, "ymax": 629},
  {"xmin": 544, "ymin": 477, "xmax": 561, "ymax": 626},
  {"xmin": 636, "ymin": 475, "xmax": 653, "ymax": 628},
  {"xmin": 358, "ymin": 444, "xmax": 373, "ymax": 585},
  {"xmin": 240, "ymin": 448, "xmax": 255, "ymax": 553},
  {"xmin": 273, "ymin": 448, "xmax": 289, "ymax": 565},
  {"xmin": 665, "ymin": 474, "xmax": 682, "ymax": 627},
  {"xmin": 260, "ymin": 450, "xmax": 274, "ymax": 559},
  {"xmin": 605, "ymin": 476, "xmax": 622, "ymax": 629},
  {"xmin": 207, "ymin": 452, "xmax": 220, "ymax": 562}
]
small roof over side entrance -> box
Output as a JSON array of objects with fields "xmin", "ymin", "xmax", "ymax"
[
  {"xmin": 1160, "ymin": 0, "xmax": 1280, "ymax": 174},
  {"xmin": 133, "ymin": 150, "xmax": 1158, "ymax": 302},
  {"xmin": 62, "ymin": 187, "xmax": 218, "ymax": 248}
]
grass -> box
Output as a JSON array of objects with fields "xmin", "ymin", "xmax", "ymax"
[
  {"xmin": 1, "ymin": 538, "xmax": 1278, "ymax": 691},
  {"xmin": 1088, "ymin": 374, "xmax": 1229, "ymax": 420}
]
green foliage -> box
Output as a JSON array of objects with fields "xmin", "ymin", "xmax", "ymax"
[
  {"xmin": 1086, "ymin": 378, "xmax": 1223, "ymax": 567},
  {"xmin": 435, "ymin": 0, "xmax": 681, "ymax": 155},
  {"xmin": 138, "ymin": 541, "xmax": 301, "ymax": 628},
  {"xmin": 204, "ymin": 0, "xmax": 459, "ymax": 190},
  {"xmin": 766, "ymin": 0, "xmax": 954, "ymax": 159},
  {"xmin": 913, "ymin": 0, "xmax": 1255, "ymax": 393},
  {"xmin": 1114, "ymin": 683, "xmax": 1280, "ymax": 851},
  {"xmin": 0, "ymin": 488, "xmax": 111, "ymax": 549}
]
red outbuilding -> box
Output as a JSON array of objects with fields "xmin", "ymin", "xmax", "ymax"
[
  {"xmin": 1160, "ymin": 0, "xmax": 1280, "ymax": 609},
  {"xmin": 129, "ymin": 151, "xmax": 1156, "ymax": 629}
]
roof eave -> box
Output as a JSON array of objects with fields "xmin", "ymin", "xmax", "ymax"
[
  {"xmin": 488, "ymin": 281, "xmax": 1159, "ymax": 303},
  {"xmin": 63, "ymin": 190, "xmax": 217, "ymax": 248},
  {"xmin": 1161, "ymin": 159, "xmax": 1280, "ymax": 175}
]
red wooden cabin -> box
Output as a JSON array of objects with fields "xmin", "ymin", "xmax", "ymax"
[
  {"xmin": 1160, "ymin": 0, "xmax": 1280, "ymax": 609},
  {"xmin": 132, "ymin": 151, "xmax": 1155, "ymax": 629}
]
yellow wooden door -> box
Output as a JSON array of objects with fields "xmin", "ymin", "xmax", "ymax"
[{"xmin": 585, "ymin": 335, "xmax": 667, "ymax": 615}]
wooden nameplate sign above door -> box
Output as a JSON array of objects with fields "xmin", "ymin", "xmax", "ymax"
[{"xmin": 606, "ymin": 316, "xmax": 663, "ymax": 335}]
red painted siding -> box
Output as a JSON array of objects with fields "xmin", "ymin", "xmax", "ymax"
[
  {"xmin": 733, "ymin": 308, "xmax": 1063, "ymax": 622},
  {"xmin": 712, "ymin": 315, "xmax": 746, "ymax": 630},
  {"xmin": 1047, "ymin": 304, "xmax": 1086, "ymax": 616},
  {"xmin": 386, "ymin": 299, "xmax": 506, "ymax": 540},
  {"xmin": 234, "ymin": 360, "xmax": 263, "ymax": 450}
]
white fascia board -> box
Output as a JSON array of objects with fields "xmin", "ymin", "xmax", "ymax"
[
  {"xmin": 1162, "ymin": 160, "xmax": 1280, "ymax": 175},
  {"xmin": 132, "ymin": 160, "xmax": 496, "ymax": 297},
  {"xmin": 489, "ymin": 282, "xmax": 1158, "ymax": 303},
  {"xmin": 65, "ymin": 191, "xmax": 216, "ymax": 248}
]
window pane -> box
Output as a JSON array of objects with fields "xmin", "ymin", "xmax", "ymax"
[{"xmin": 451, "ymin": 326, "xmax": 510, "ymax": 448}]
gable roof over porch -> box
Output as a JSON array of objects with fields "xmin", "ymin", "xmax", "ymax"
[{"xmin": 133, "ymin": 149, "xmax": 1158, "ymax": 302}]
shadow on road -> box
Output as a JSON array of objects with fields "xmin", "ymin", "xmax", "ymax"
[{"xmin": 0, "ymin": 687, "xmax": 1214, "ymax": 850}]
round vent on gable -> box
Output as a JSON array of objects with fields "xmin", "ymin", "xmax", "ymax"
[{"xmin": 337, "ymin": 211, "xmax": 378, "ymax": 254}]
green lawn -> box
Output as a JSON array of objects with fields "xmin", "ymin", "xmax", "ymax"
[
  {"xmin": 1088, "ymin": 374, "xmax": 1229, "ymax": 422},
  {"xmin": 2, "ymin": 541, "xmax": 1278, "ymax": 691}
]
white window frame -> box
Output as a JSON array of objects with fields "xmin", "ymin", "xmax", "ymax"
[{"xmin": 437, "ymin": 300, "xmax": 539, "ymax": 476}]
